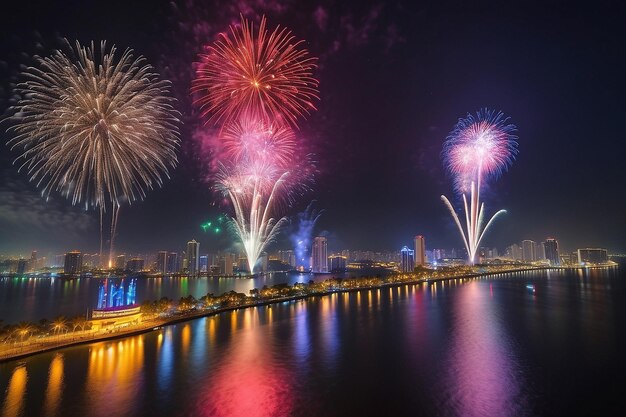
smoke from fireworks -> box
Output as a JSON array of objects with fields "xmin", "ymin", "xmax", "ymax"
[
  {"xmin": 441, "ymin": 108, "xmax": 518, "ymax": 264},
  {"xmin": 7, "ymin": 40, "xmax": 180, "ymax": 265},
  {"xmin": 291, "ymin": 202, "xmax": 323, "ymax": 270},
  {"xmin": 192, "ymin": 15, "xmax": 319, "ymax": 128}
]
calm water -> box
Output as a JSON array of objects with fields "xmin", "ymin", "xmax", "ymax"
[
  {"xmin": 1, "ymin": 266, "xmax": 625, "ymax": 416},
  {"xmin": 0, "ymin": 272, "xmax": 331, "ymax": 324}
]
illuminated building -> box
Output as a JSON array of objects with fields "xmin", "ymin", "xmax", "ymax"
[
  {"xmin": 522, "ymin": 240, "xmax": 536, "ymax": 262},
  {"xmin": 126, "ymin": 258, "xmax": 144, "ymax": 272},
  {"xmin": 400, "ymin": 246, "xmax": 414, "ymax": 272},
  {"xmin": 506, "ymin": 243, "xmax": 522, "ymax": 260},
  {"xmin": 29, "ymin": 250, "xmax": 37, "ymax": 272},
  {"xmin": 186, "ymin": 239, "xmax": 200, "ymax": 274},
  {"xmin": 278, "ymin": 250, "xmax": 296, "ymax": 267},
  {"xmin": 536, "ymin": 242, "xmax": 546, "ymax": 260},
  {"xmin": 220, "ymin": 253, "xmax": 234, "ymax": 275},
  {"xmin": 63, "ymin": 251, "xmax": 82, "ymax": 275},
  {"xmin": 156, "ymin": 251, "xmax": 168, "ymax": 273},
  {"xmin": 260, "ymin": 252, "xmax": 268, "ymax": 272},
  {"xmin": 329, "ymin": 255, "xmax": 347, "ymax": 272},
  {"xmin": 199, "ymin": 255, "xmax": 208, "ymax": 272},
  {"xmin": 577, "ymin": 248, "xmax": 608, "ymax": 264},
  {"xmin": 115, "ymin": 254, "xmax": 126, "ymax": 269},
  {"xmin": 166, "ymin": 252, "xmax": 178, "ymax": 273},
  {"xmin": 311, "ymin": 236, "xmax": 328, "ymax": 273},
  {"xmin": 544, "ymin": 238, "xmax": 560, "ymax": 265},
  {"xmin": 414, "ymin": 235, "xmax": 426, "ymax": 266}
]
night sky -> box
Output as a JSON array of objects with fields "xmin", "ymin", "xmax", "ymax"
[{"xmin": 1, "ymin": 0, "xmax": 625, "ymax": 256}]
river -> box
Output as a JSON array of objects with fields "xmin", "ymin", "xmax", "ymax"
[{"xmin": 1, "ymin": 265, "xmax": 624, "ymax": 416}]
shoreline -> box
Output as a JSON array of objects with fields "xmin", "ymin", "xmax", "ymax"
[{"xmin": 0, "ymin": 264, "xmax": 615, "ymax": 364}]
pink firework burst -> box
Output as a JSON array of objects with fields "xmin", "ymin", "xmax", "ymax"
[
  {"xmin": 192, "ymin": 15, "xmax": 320, "ymax": 128},
  {"xmin": 443, "ymin": 108, "xmax": 518, "ymax": 192}
]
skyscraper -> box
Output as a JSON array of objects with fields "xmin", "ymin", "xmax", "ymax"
[
  {"xmin": 186, "ymin": 240, "xmax": 200, "ymax": 274},
  {"xmin": 414, "ymin": 235, "xmax": 426, "ymax": 266},
  {"xmin": 400, "ymin": 246, "xmax": 415, "ymax": 273},
  {"xmin": 311, "ymin": 236, "xmax": 328, "ymax": 273},
  {"xmin": 64, "ymin": 251, "xmax": 82, "ymax": 275},
  {"xmin": 522, "ymin": 240, "xmax": 536, "ymax": 262},
  {"xmin": 166, "ymin": 252, "xmax": 178, "ymax": 274},
  {"xmin": 156, "ymin": 251, "xmax": 168, "ymax": 273},
  {"xmin": 544, "ymin": 238, "xmax": 560, "ymax": 266}
]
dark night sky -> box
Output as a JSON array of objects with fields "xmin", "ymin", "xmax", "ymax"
[{"xmin": 1, "ymin": 0, "xmax": 625, "ymax": 256}]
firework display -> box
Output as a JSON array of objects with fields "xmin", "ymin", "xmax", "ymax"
[
  {"xmin": 8, "ymin": 40, "xmax": 180, "ymax": 265},
  {"xmin": 194, "ymin": 16, "xmax": 319, "ymax": 274},
  {"xmin": 441, "ymin": 109, "xmax": 518, "ymax": 264},
  {"xmin": 192, "ymin": 15, "xmax": 319, "ymax": 128}
]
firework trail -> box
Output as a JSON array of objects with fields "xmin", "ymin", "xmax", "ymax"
[
  {"xmin": 216, "ymin": 116, "xmax": 313, "ymax": 273},
  {"xmin": 192, "ymin": 15, "xmax": 319, "ymax": 128},
  {"xmin": 441, "ymin": 108, "xmax": 518, "ymax": 264},
  {"xmin": 7, "ymin": 40, "xmax": 180, "ymax": 266}
]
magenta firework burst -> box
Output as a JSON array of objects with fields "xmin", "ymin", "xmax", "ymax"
[{"xmin": 441, "ymin": 109, "xmax": 518, "ymax": 264}]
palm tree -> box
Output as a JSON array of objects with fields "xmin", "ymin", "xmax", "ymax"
[
  {"xmin": 51, "ymin": 316, "xmax": 68, "ymax": 336},
  {"xmin": 15, "ymin": 322, "xmax": 35, "ymax": 342}
]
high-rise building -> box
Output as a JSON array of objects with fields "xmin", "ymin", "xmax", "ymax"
[
  {"xmin": 278, "ymin": 250, "xmax": 296, "ymax": 267},
  {"xmin": 29, "ymin": 250, "xmax": 37, "ymax": 272},
  {"xmin": 166, "ymin": 252, "xmax": 178, "ymax": 274},
  {"xmin": 311, "ymin": 236, "xmax": 328, "ymax": 273},
  {"xmin": 544, "ymin": 238, "xmax": 560, "ymax": 266},
  {"xmin": 505, "ymin": 244, "xmax": 522, "ymax": 260},
  {"xmin": 522, "ymin": 240, "xmax": 536, "ymax": 262},
  {"xmin": 400, "ymin": 246, "xmax": 415, "ymax": 273},
  {"xmin": 186, "ymin": 240, "xmax": 200, "ymax": 274},
  {"xmin": 126, "ymin": 258, "xmax": 144, "ymax": 272},
  {"xmin": 64, "ymin": 251, "xmax": 83, "ymax": 275},
  {"xmin": 156, "ymin": 251, "xmax": 168, "ymax": 273},
  {"xmin": 536, "ymin": 242, "xmax": 546, "ymax": 260},
  {"xmin": 577, "ymin": 248, "xmax": 608, "ymax": 264},
  {"xmin": 414, "ymin": 235, "xmax": 426, "ymax": 266},
  {"xmin": 16, "ymin": 258, "xmax": 27, "ymax": 275},
  {"xmin": 328, "ymin": 255, "xmax": 347, "ymax": 272},
  {"xmin": 199, "ymin": 255, "xmax": 208, "ymax": 272},
  {"xmin": 115, "ymin": 255, "xmax": 126, "ymax": 269},
  {"xmin": 220, "ymin": 253, "xmax": 234, "ymax": 275}
]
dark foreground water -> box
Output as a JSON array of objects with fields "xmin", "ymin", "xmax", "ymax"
[{"xmin": 1, "ymin": 266, "xmax": 625, "ymax": 416}]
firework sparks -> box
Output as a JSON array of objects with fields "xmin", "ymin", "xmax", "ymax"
[
  {"xmin": 7, "ymin": 40, "xmax": 180, "ymax": 266},
  {"xmin": 441, "ymin": 109, "xmax": 518, "ymax": 264},
  {"xmin": 192, "ymin": 15, "xmax": 319, "ymax": 128},
  {"xmin": 216, "ymin": 115, "xmax": 313, "ymax": 273}
]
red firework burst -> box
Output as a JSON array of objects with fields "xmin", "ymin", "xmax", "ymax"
[{"xmin": 192, "ymin": 15, "xmax": 319, "ymax": 128}]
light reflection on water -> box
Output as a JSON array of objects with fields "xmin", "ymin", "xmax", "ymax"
[{"xmin": 0, "ymin": 266, "xmax": 624, "ymax": 416}]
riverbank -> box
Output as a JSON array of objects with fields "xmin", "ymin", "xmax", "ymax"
[{"xmin": 0, "ymin": 264, "xmax": 612, "ymax": 363}]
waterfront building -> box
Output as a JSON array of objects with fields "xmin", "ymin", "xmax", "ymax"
[
  {"xmin": 577, "ymin": 248, "xmax": 609, "ymax": 264},
  {"xmin": 400, "ymin": 246, "xmax": 415, "ymax": 272},
  {"xmin": 544, "ymin": 238, "xmax": 560, "ymax": 266},
  {"xmin": 126, "ymin": 258, "xmax": 144, "ymax": 272},
  {"xmin": 220, "ymin": 253, "xmax": 234, "ymax": 275},
  {"xmin": 522, "ymin": 240, "xmax": 536, "ymax": 262},
  {"xmin": 329, "ymin": 255, "xmax": 347, "ymax": 272},
  {"xmin": 260, "ymin": 252, "xmax": 268, "ymax": 272},
  {"xmin": 312, "ymin": 236, "xmax": 328, "ymax": 273},
  {"xmin": 199, "ymin": 255, "xmax": 208, "ymax": 272},
  {"xmin": 278, "ymin": 250, "xmax": 296, "ymax": 267},
  {"xmin": 115, "ymin": 254, "xmax": 126, "ymax": 269},
  {"xmin": 536, "ymin": 242, "xmax": 546, "ymax": 260},
  {"xmin": 505, "ymin": 243, "xmax": 522, "ymax": 260},
  {"xmin": 156, "ymin": 251, "xmax": 168, "ymax": 273},
  {"xmin": 166, "ymin": 252, "xmax": 178, "ymax": 273},
  {"xmin": 186, "ymin": 240, "xmax": 200, "ymax": 274},
  {"xmin": 414, "ymin": 235, "xmax": 426, "ymax": 266},
  {"xmin": 64, "ymin": 251, "xmax": 82, "ymax": 275}
]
